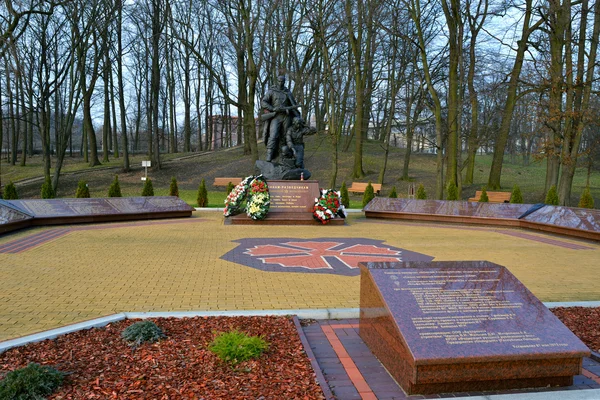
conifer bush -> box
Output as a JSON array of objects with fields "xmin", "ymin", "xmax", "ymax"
[
  {"xmin": 389, "ymin": 186, "xmax": 398, "ymax": 198},
  {"xmin": 479, "ymin": 187, "xmax": 489, "ymax": 202},
  {"xmin": 169, "ymin": 177, "xmax": 179, "ymax": 197},
  {"xmin": 578, "ymin": 187, "xmax": 595, "ymax": 209},
  {"xmin": 510, "ymin": 184, "xmax": 523, "ymax": 204},
  {"xmin": 226, "ymin": 181, "xmax": 235, "ymax": 196},
  {"xmin": 209, "ymin": 330, "xmax": 269, "ymax": 366},
  {"xmin": 2, "ymin": 181, "xmax": 18, "ymax": 200},
  {"xmin": 0, "ymin": 363, "xmax": 64, "ymax": 399},
  {"xmin": 197, "ymin": 179, "xmax": 208, "ymax": 207},
  {"xmin": 545, "ymin": 185, "xmax": 559, "ymax": 205},
  {"xmin": 362, "ymin": 182, "xmax": 375, "ymax": 207},
  {"xmin": 41, "ymin": 176, "xmax": 55, "ymax": 199},
  {"xmin": 121, "ymin": 321, "xmax": 165, "ymax": 347},
  {"xmin": 75, "ymin": 180, "xmax": 90, "ymax": 198},
  {"xmin": 340, "ymin": 182, "xmax": 350, "ymax": 208},
  {"xmin": 141, "ymin": 178, "xmax": 154, "ymax": 196},
  {"xmin": 416, "ymin": 184, "xmax": 427, "ymax": 200},
  {"xmin": 446, "ymin": 181, "xmax": 458, "ymax": 200},
  {"xmin": 108, "ymin": 175, "xmax": 122, "ymax": 197}
]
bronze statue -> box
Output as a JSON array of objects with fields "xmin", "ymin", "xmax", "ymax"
[
  {"xmin": 282, "ymin": 117, "xmax": 317, "ymax": 169},
  {"xmin": 260, "ymin": 75, "xmax": 300, "ymax": 162}
]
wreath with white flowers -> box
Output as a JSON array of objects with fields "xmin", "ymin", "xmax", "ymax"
[
  {"xmin": 246, "ymin": 176, "xmax": 270, "ymax": 220},
  {"xmin": 223, "ymin": 176, "xmax": 253, "ymax": 217},
  {"xmin": 223, "ymin": 175, "xmax": 270, "ymax": 220},
  {"xmin": 313, "ymin": 189, "xmax": 346, "ymax": 224}
]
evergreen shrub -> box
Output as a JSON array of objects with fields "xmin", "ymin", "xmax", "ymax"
[
  {"xmin": 0, "ymin": 363, "xmax": 64, "ymax": 399},
  {"xmin": 510, "ymin": 184, "xmax": 523, "ymax": 204},
  {"xmin": 446, "ymin": 181, "xmax": 458, "ymax": 200},
  {"xmin": 362, "ymin": 182, "xmax": 375, "ymax": 207},
  {"xmin": 142, "ymin": 178, "xmax": 154, "ymax": 196},
  {"xmin": 108, "ymin": 175, "xmax": 122, "ymax": 197},
  {"xmin": 209, "ymin": 330, "xmax": 269, "ymax": 366},
  {"xmin": 479, "ymin": 187, "xmax": 489, "ymax": 202},
  {"xmin": 41, "ymin": 176, "xmax": 55, "ymax": 199},
  {"xmin": 76, "ymin": 180, "xmax": 90, "ymax": 198},
  {"xmin": 389, "ymin": 186, "xmax": 398, "ymax": 198},
  {"xmin": 226, "ymin": 182, "xmax": 235, "ymax": 196},
  {"xmin": 578, "ymin": 187, "xmax": 595, "ymax": 209},
  {"xmin": 197, "ymin": 179, "xmax": 208, "ymax": 207},
  {"xmin": 169, "ymin": 177, "xmax": 179, "ymax": 197},
  {"xmin": 545, "ymin": 185, "xmax": 559, "ymax": 205},
  {"xmin": 416, "ymin": 184, "xmax": 427, "ymax": 200},
  {"xmin": 2, "ymin": 181, "xmax": 18, "ymax": 200},
  {"xmin": 340, "ymin": 182, "xmax": 350, "ymax": 208},
  {"xmin": 121, "ymin": 321, "xmax": 165, "ymax": 347}
]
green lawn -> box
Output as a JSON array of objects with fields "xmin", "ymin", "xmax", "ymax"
[{"xmin": 2, "ymin": 137, "xmax": 598, "ymax": 208}]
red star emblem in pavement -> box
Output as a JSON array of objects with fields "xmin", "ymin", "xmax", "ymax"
[{"xmin": 244, "ymin": 241, "xmax": 403, "ymax": 270}]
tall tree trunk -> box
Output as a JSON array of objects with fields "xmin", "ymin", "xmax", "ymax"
[
  {"xmin": 488, "ymin": 0, "xmax": 541, "ymax": 190},
  {"xmin": 117, "ymin": 0, "xmax": 129, "ymax": 171},
  {"xmin": 151, "ymin": 0, "xmax": 162, "ymax": 169},
  {"xmin": 557, "ymin": 0, "xmax": 600, "ymax": 204}
]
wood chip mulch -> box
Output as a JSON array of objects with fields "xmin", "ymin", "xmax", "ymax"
[
  {"xmin": 0, "ymin": 316, "xmax": 325, "ymax": 399},
  {"xmin": 551, "ymin": 306, "xmax": 600, "ymax": 353}
]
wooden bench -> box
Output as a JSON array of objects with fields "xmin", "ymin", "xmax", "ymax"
[
  {"xmin": 468, "ymin": 191, "xmax": 511, "ymax": 203},
  {"xmin": 213, "ymin": 177, "xmax": 243, "ymax": 187},
  {"xmin": 348, "ymin": 182, "xmax": 382, "ymax": 196}
]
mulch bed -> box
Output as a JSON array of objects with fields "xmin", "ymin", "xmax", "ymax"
[
  {"xmin": 1, "ymin": 308, "xmax": 599, "ymax": 399},
  {"xmin": 551, "ymin": 306, "xmax": 600, "ymax": 353},
  {"xmin": 0, "ymin": 316, "xmax": 325, "ymax": 399}
]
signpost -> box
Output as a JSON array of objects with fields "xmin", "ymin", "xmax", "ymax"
[{"xmin": 142, "ymin": 161, "xmax": 151, "ymax": 181}]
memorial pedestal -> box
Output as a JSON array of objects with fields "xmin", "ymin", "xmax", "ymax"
[
  {"xmin": 227, "ymin": 180, "xmax": 345, "ymax": 226},
  {"xmin": 359, "ymin": 261, "xmax": 590, "ymax": 395}
]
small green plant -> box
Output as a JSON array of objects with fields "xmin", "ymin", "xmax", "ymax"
[
  {"xmin": 197, "ymin": 179, "xmax": 208, "ymax": 207},
  {"xmin": 108, "ymin": 175, "xmax": 122, "ymax": 197},
  {"xmin": 446, "ymin": 181, "xmax": 458, "ymax": 200},
  {"xmin": 121, "ymin": 321, "xmax": 165, "ymax": 347},
  {"xmin": 2, "ymin": 181, "xmax": 18, "ymax": 200},
  {"xmin": 340, "ymin": 182, "xmax": 350, "ymax": 208},
  {"xmin": 362, "ymin": 182, "xmax": 375, "ymax": 207},
  {"xmin": 226, "ymin": 181, "xmax": 235, "ymax": 196},
  {"xmin": 416, "ymin": 184, "xmax": 427, "ymax": 200},
  {"xmin": 169, "ymin": 177, "xmax": 179, "ymax": 197},
  {"xmin": 209, "ymin": 330, "xmax": 269, "ymax": 366},
  {"xmin": 75, "ymin": 180, "xmax": 90, "ymax": 198},
  {"xmin": 578, "ymin": 187, "xmax": 595, "ymax": 209},
  {"xmin": 389, "ymin": 186, "xmax": 398, "ymax": 198},
  {"xmin": 479, "ymin": 187, "xmax": 489, "ymax": 202},
  {"xmin": 41, "ymin": 176, "xmax": 55, "ymax": 199},
  {"xmin": 141, "ymin": 178, "xmax": 154, "ymax": 196},
  {"xmin": 510, "ymin": 184, "xmax": 523, "ymax": 204},
  {"xmin": 0, "ymin": 363, "xmax": 65, "ymax": 399},
  {"xmin": 545, "ymin": 185, "xmax": 559, "ymax": 205}
]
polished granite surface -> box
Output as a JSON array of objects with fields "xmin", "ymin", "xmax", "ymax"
[
  {"xmin": 0, "ymin": 200, "xmax": 33, "ymax": 226},
  {"xmin": 8, "ymin": 197, "xmax": 193, "ymax": 218},
  {"xmin": 359, "ymin": 260, "xmax": 590, "ymax": 394},
  {"xmin": 364, "ymin": 198, "xmax": 600, "ymax": 239}
]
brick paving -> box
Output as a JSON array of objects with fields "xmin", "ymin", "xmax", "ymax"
[{"xmin": 0, "ymin": 211, "xmax": 598, "ymax": 343}]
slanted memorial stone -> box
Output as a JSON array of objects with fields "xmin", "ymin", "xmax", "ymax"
[{"xmin": 359, "ymin": 260, "xmax": 590, "ymax": 395}]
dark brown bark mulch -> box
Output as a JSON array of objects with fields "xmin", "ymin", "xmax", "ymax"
[
  {"xmin": 0, "ymin": 316, "xmax": 325, "ymax": 399},
  {"xmin": 551, "ymin": 306, "xmax": 600, "ymax": 353}
]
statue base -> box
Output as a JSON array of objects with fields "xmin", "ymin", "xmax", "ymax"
[{"xmin": 255, "ymin": 160, "xmax": 311, "ymax": 181}]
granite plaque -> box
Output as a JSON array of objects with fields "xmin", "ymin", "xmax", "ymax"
[
  {"xmin": 5, "ymin": 197, "xmax": 193, "ymax": 227},
  {"xmin": 267, "ymin": 180, "xmax": 320, "ymax": 213},
  {"xmin": 0, "ymin": 200, "xmax": 34, "ymax": 234},
  {"xmin": 363, "ymin": 198, "xmax": 599, "ymax": 241},
  {"xmin": 359, "ymin": 261, "xmax": 590, "ymax": 394}
]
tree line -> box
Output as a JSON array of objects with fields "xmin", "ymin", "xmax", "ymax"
[{"xmin": 0, "ymin": 0, "xmax": 599, "ymax": 205}]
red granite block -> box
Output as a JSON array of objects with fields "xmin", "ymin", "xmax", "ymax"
[{"xmin": 359, "ymin": 261, "xmax": 590, "ymax": 395}]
